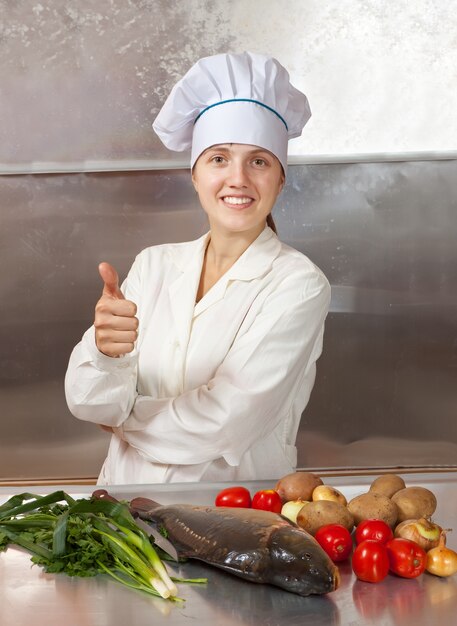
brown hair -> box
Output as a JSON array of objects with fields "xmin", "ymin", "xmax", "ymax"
[{"xmin": 266, "ymin": 213, "xmax": 277, "ymax": 234}]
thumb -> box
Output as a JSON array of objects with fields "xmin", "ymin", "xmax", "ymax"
[{"xmin": 98, "ymin": 262, "xmax": 125, "ymax": 300}]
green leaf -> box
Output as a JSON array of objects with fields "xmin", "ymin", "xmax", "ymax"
[
  {"xmin": 0, "ymin": 531, "xmax": 9, "ymax": 552},
  {"xmin": 0, "ymin": 493, "xmax": 42, "ymax": 518},
  {"xmin": 69, "ymin": 498, "xmax": 131, "ymax": 520},
  {"xmin": 1, "ymin": 491, "xmax": 75, "ymax": 519},
  {"xmin": 0, "ymin": 525, "xmax": 53, "ymax": 560},
  {"xmin": 172, "ymin": 576, "xmax": 208, "ymax": 584},
  {"xmin": 0, "ymin": 517, "xmax": 56, "ymax": 530},
  {"xmin": 52, "ymin": 511, "xmax": 69, "ymax": 557},
  {"xmin": 0, "ymin": 492, "xmax": 188, "ymax": 600}
]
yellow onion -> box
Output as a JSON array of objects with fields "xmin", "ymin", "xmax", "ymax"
[
  {"xmin": 394, "ymin": 518, "xmax": 442, "ymax": 551},
  {"xmin": 426, "ymin": 531, "xmax": 457, "ymax": 577},
  {"xmin": 312, "ymin": 485, "xmax": 347, "ymax": 506},
  {"xmin": 281, "ymin": 500, "xmax": 308, "ymax": 524}
]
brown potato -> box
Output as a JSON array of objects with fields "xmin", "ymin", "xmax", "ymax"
[
  {"xmin": 348, "ymin": 492, "xmax": 399, "ymax": 528},
  {"xmin": 369, "ymin": 474, "xmax": 406, "ymax": 498},
  {"xmin": 391, "ymin": 486, "xmax": 437, "ymax": 522},
  {"xmin": 312, "ymin": 485, "xmax": 347, "ymax": 507},
  {"xmin": 275, "ymin": 472, "xmax": 323, "ymax": 503},
  {"xmin": 296, "ymin": 500, "xmax": 354, "ymax": 536}
]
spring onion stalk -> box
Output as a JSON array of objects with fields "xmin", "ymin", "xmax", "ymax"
[
  {"xmin": 68, "ymin": 496, "xmax": 180, "ymax": 595},
  {"xmin": 0, "ymin": 515, "xmax": 57, "ymax": 529},
  {"xmin": 0, "ymin": 490, "xmax": 206, "ymax": 601},
  {"xmin": 74, "ymin": 498, "xmax": 180, "ymax": 596},
  {"xmin": 0, "ymin": 493, "xmax": 48, "ymax": 517},
  {"xmin": 52, "ymin": 510, "xmax": 69, "ymax": 556},
  {"xmin": 110, "ymin": 519, "xmax": 178, "ymax": 596},
  {"xmin": 0, "ymin": 491, "xmax": 76, "ymax": 518},
  {"xmin": 92, "ymin": 520, "xmax": 171, "ymax": 598},
  {"xmin": 97, "ymin": 558, "xmax": 162, "ymax": 595}
]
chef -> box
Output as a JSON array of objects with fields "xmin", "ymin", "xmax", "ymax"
[{"xmin": 65, "ymin": 51, "xmax": 331, "ymax": 485}]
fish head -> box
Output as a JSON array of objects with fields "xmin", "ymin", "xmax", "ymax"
[{"xmin": 268, "ymin": 526, "xmax": 340, "ymax": 596}]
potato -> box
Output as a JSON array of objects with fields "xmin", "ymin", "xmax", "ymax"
[
  {"xmin": 312, "ymin": 485, "xmax": 347, "ymax": 507},
  {"xmin": 275, "ymin": 472, "xmax": 323, "ymax": 503},
  {"xmin": 348, "ymin": 492, "xmax": 399, "ymax": 528},
  {"xmin": 391, "ymin": 486, "xmax": 437, "ymax": 522},
  {"xmin": 296, "ymin": 500, "xmax": 354, "ymax": 536},
  {"xmin": 369, "ymin": 473, "xmax": 406, "ymax": 498}
]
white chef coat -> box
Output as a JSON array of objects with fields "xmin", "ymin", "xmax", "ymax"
[{"xmin": 65, "ymin": 226, "xmax": 330, "ymax": 485}]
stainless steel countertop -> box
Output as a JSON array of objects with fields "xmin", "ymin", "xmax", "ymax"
[{"xmin": 1, "ymin": 473, "xmax": 456, "ymax": 626}]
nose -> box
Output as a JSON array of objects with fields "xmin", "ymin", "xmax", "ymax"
[{"xmin": 227, "ymin": 160, "xmax": 249, "ymax": 188}]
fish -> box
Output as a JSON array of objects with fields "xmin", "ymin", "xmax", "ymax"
[{"xmin": 126, "ymin": 495, "xmax": 340, "ymax": 596}]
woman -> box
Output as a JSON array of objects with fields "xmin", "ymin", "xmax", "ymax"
[{"xmin": 65, "ymin": 52, "xmax": 331, "ymax": 485}]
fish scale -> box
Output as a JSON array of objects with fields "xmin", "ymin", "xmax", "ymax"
[
  {"xmin": 150, "ymin": 505, "xmax": 273, "ymax": 566},
  {"xmin": 127, "ymin": 496, "xmax": 340, "ymax": 596}
]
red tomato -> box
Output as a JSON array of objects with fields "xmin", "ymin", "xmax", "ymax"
[
  {"xmin": 214, "ymin": 486, "xmax": 251, "ymax": 508},
  {"xmin": 355, "ymin": 519, "xmax": 394, "ymax": 545},
  {"xmin": 251, "ymin": 489, "xmax": 282, "ymax": 513},
  {"xmin": 386, "ymin": 538, "xmax": 427, "ymax": 578},
  {"xmin": 352, "ymin": 540, "xmax": 390, "ymax": 583},
  {"xmin": 314, "ymin": 524, "xmax": 353, "ymax": 562}
]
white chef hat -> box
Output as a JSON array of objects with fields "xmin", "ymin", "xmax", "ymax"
[{"xmin": 153, "ymin": 51, "xmax": 311, "ymax": 173}]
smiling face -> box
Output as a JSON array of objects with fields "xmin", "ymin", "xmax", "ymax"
[{"xmin": 192, "ymin": 143, "xmax": 284, "ymax": 238}]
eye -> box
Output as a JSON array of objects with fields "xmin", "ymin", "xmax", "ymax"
[
  {"xmin": 210, "ymin": 155, "xmax": 226, "ymax": 164},
  {"xmin": 252, "ymin": 157, "xmax": 268, "ymax": 167}
]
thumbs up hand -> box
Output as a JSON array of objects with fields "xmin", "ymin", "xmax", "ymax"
[
  {"xmin": 99, "ymin": 262, "xmax": 125, "ymax": 300},
  {"xmin": 94, "ymin": 262, "xmax": 139, "ymax": 357}
]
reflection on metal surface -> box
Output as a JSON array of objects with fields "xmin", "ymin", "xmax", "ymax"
[
  {"xmin": 3, "ymin": 151, "xmax": 457, "ymax": 176},
  {"xmin": 0, "ymin": 547, "xmax": 172, "ymax": 626},
  {"xmin": 0, "ymin": 170, "xmax": 207, "ymax": 481},
  {"xmin": 2, "ymin": 1, "xmax": 457, "ymax": 168},
  {"xmin": 284, "ymin": 159, "xmax": 457, "ymax": 470},
  {"xmin": 0, "ymin": 475, "xmax": 456, "ymax": 626},
  {"xmin": 1, "ymin": 160, "xmax": 456, "ymax": 481}
]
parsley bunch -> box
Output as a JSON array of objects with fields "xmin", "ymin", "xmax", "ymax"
[{"xmin": 0, "ymin": 491, "xmax": 205, "ymax": 600}]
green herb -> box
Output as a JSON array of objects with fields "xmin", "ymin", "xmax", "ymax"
[{"xmin": 0, "ymin": 491, "xmax": 206, "ymax": 601}]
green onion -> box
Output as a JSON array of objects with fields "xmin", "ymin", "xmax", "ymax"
[
  {"xmin": 0, "ymin": 525, "xmax": 53, "ymax": 560},
  {"xmin": 91, "ymin": 519, "xmax": 171, "ymax": 598},
  {"xmin": 0, "ymin": 491, "xmax": 76, "ymax": 518},
  {"xmin": 0, "ymin": 490, "xmax": 206, "ymax": 601},
  {"xmin": 108, "ymin": 518, "xmax": 178, "ymax": 596}
]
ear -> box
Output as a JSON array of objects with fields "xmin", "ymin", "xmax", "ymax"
[
  {"xmin": 278, "ymin": 174, "xmax": 285, "ymax": 194},
  {"xmin": 191, "ymin": 171, "xmax": 199, "ymax": 193}
]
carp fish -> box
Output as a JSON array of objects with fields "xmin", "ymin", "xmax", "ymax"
[{"xmin": 127, "ymin": 495, "xmax": 340, "ymax": 596}]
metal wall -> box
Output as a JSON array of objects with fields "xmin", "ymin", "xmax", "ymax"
[
  {"xmin": 291, "ymin": 159, "xmax": 457, "ymax": 470},
  {"xmin": 2, "ymin": 1, "xmax": 456, "ymax": 170},
  {"xmin": 1, "ymin": 158, "xmax": 456, "ymax": 481},
  {"xmin": 1, "ymin": 1, "xmax": 456, "ymax": 481}
]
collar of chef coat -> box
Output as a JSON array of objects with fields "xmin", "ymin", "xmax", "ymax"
[{"xmin": 167, "ymin": 226, "xmax": 282, "ymax": 348}]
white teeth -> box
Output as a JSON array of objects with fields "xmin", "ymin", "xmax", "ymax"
[{"xmin": 223, "ymin": 196, "xmax": 252, "ymax": 205}]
